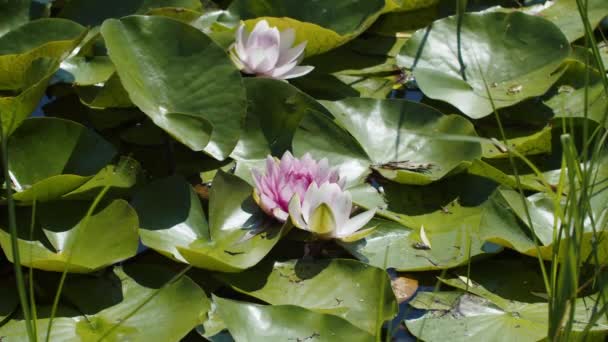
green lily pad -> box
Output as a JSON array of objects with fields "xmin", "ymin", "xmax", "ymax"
[
  {"xmin": 102, "ymin": 15, "xmax": 246, "ymax": 160},
  {"xmin": 296, "ymin": 98, "xmax": 481, "ymax": 185},
  {"xmin": 0, "ymin": 0, "xmax": 35, "ymax": 36},
  {"xmin": 58, "ymin": 55, "xmax": 116, "ymax": 86},
  {"xmin": 0, "ymin": 18, "xmax": 86, "ymax": 136},
  {"xmin": 397, "ymin": 12, "xmax": 570, "ymax": 119},
  {"xmin": 406, "ymin": 278, "xmax": 608, "ymax": 341},
  {"xmin": 544, "ymin": 59, "xmax": 608, "ymax": 127},
  {"xmin": 75, "ymin": 73, "xmax": 133, "ymax": 109},
  {"xmin": 216, "ymin": 258, "xmax": 397, "ymax": 334},
  {"xmin": 293, "ymin": 109, "xmax": 371, "ymax": 187},
  {"xmin": 330, "ymin": 98, "xmax": 481, "ymax": 184},
  {"xmin": 215, "ymin": 297, "xmax": 375, "ymax": 342},
  {"xmin": 290, "ymin": 35, "xmax": 407, "ymax": 100},
  {"xmin": 497, "ymin": 184, "xmax": 608, "ymax": 262},
  {"xmin": 340, "ymin": 175, "xmax": 505, "ymax": 271},
  {"xmin": 467, "ymin": 159, "xmax": 546, "ymax": 192},
  {"xmin": 58, "ymin": 0, "xmax": 202, "ymax": 26},
  {"xmin": 10, "ymin": 162, "xmax": 140, "ymax": 204},
  {"xmin": 6, "ymin": 117, "xmax": 117, "ymax": 203},
  {"xmin": 1, "ymin": 264, "xmax": 209, "ymax": 341},
  {"xmin": 0, "ymin": 199, "xmax": 139, "ymax": 272},
  {"xmin": 480, "ymin": 126, "xmax": 552, "ymax": 159},
  {"xmin": 230, "ymin": 78, "xmax": 327, "ymax": 162},
  {"xmin": 132, "ymin": 171, "xmax": 289, "ymax": 272},
  {"xmin": 538, "ymin": 0, "xmax": 608, "ymax": 42},
  {"xmin": 407, "ymin": 290, "xmax": 549, "ymax": 341},
  {"xmin": 229, "ymin": 0, "xmax": 388, "ymax": 56}
]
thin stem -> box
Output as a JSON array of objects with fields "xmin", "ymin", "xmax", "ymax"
[
  {"xmin": 1, "ymin": 127, "xmax": 35, "ymax": 341},
  {"xmin": 44, "ymin": 185, "xmax": 111, "ymax": 342}
]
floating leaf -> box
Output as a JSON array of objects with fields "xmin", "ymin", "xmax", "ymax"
[
  {"xmin": 6, "ymin": 117, "xmax": 117, "ymax": 203},
  {"xmin": 544, "ymin": 59, "xmax": 608, "ymax": 127},
  {"xmin": 0, "ymin": 199, "xmax": 139, "ymax": 272},
  {"xmin": 1, "ymin": 264, "xmax": 209, "ymax": 341},
  {"xmin": 102, "ymin": 15, "xmax": 246, "ymax": 160},
  {"xmin": 297, "ymin": 98, "xmax": 481, "ymax": 185},
  {"xmin": 58, "ymin": 0, "xmax": 202, "ymax": 26},
  {"xmin": 406, "ymin": 281, "xmax": 608, "ymax": 341},
  {"xmin": 216, "ymin": 297, "xmax": 376, "ymax": 342},
  {"xmin": 133, "ymin": 172, "xmax": 289, "ymax": 272},
  {"xmin": 216, "ymin": 258, "xmax": 397, "ymax": 334},
  {"xmin": 230, "ymin": 78, "xmax": 327, "ymax": 162},
  {"xmin": 229, "ymin": 0, "xmax": 387, "ymax": 56},
  {"xmin": 340, "ymin": 175, "xmax": 506, "ymax": 271},
  {"xmin": 397, "ymin": 12, "xmax": 570, "ymax": 118},
  {"xmin": 538, "ymin": 0, "xmax": 608, "ymax": 42},
  {"xmin": 0, "ymin": 18, "xmax": 86, "ymax": 136}
]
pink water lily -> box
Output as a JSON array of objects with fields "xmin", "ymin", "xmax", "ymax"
[
  {"xmin": 252, "ymin": 151, "xmax": 343, "ymax": 222},
  {"xmin": 229, "ymin": 19, "xmax": 314, "ymax": 80},
  {"xmin": 288, "ymin": 182, "xmax": 376, "ymax": 241}
]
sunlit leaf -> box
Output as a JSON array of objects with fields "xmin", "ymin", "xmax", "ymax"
[
  {"xmin": 102, "ymin": 15, "xmax": 246, "ymax": 160},
  {"xmin": 397, "ymin": 12, "xmax": 570, "ymax": 118},
  {"xmin": 216, "ymin": 258, "xmax": 397, "ymax": 334}
]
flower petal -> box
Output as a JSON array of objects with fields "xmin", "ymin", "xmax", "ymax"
[
  {"xmin": 338, "ymin": 226, "xmax": 377, "ymax": 243},
  {"xmin": 329, "ymin": 188, "xmax": 352, "ymax": 226},
  {"xmin": 269, "ymin": 60, "xmax": 298, "ymax": 79},
  {"xmin": 235, "ymin": 24, "xmax": 249, "ymax": 61},
  {"xmin": 288, "ymin": 194, "xmax": 306, "ymax": 229},
  {"xmin": 279, "ymin": 28, "xmax": 296, "ymax": 52},
  {"xmin": 272, "ymin": 207, "xmax": 289, "ymax": 222},
  {"xmin": 279, "ymin": 65, "xmax": 315, "ymax": 80},
  {"xmin": 308, "ymin": 203, "xmax": 337, "ymax": 235},
  {"xmin": 337, "ymin": 208, "xmax": 377, "ymax": 237},
  {"xmin": 277, "ymin": 41, "xmax": 307, "ymax": 66},
  {"xmin": 246, "ymin": 20, "xmax": 270, "ymax": 49}
]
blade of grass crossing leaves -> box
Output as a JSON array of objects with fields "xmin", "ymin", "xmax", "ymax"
[
  {"xmin": 377, "ymin": 244, "xmax": 389, "ymax": 342},
  {"xmin": 28, "ymin": 198, "xmax": 38, "ymax": 339},
  {"xmin": 44, "ymin": 157, "xmax": 136, "ymax": 341},
  {"xmin": 95, "ymin": 265, "xmax": 193, "ymax": 342},
  {"xmin": 44, "ymin": 185, "xmax": 112, "ymax": 342},
  {"xmin": 0, "ymin": 114, "xmax": 35, "ymax": 342},
  {"xmin": 472, "ymin": 50, "xmax": 552, "ymax": 296}
]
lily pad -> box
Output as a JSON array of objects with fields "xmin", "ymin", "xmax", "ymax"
[
  {"xmin": 58, "ymin": 0, "xmax": 202, "ymax": 26},
  {"xmin": 0, "ymin": 0, "xmax": 34, "ymax": 36},
  {"xmin": 58, "ymin": 55, "xmax": 116, "ymax": 86},
  {"xmin": 293, "ymin": 109, "xmax": 370, "ymax": 186},
  {"xmin": 216, "ymin": 258, "xmax": 397, "ymax": 334},
  {"xmin": 215, "ymin": 297, "xmax": 376, "ymax": 342},
  {"xmin": 229, "ymin": 0, "xmax": 388, "ymax": 55},
  {"xmin": 0, "ymin": 18, "xmax": 86, "ymax": 136},
  {"xmin": 296, "ymin": 98, "xmax": 481, "ymax": 185},
  {"xmin": 538, "ymin": 0, "xmax": 608, "ymax": 42},
  {"xmin": 102, "ymin": 15, "xmax": 247, "ymax": 160},
  {"xmin": 0, "ymin": 199, "xmax": 139, "ymax": 272},
  {"xmin": 406, "ymin": 278, "xmax": 608, "ymax": 341},
  {"xmin": 340, "ymin": 175, "xmax": 505, "ymax": 271},
  {"xmin": 132, "ymin": 171, "xmax": 289, "ymax": 272},
  {"xmin": 230, "ymin": 78, "xmax": 327, "ymax": 162},
  {"xmin": 330, "ymin": 98, "xmax": 481, "ymax": 184},
  {"xmin": 1, "ymin": 264, "xmax": 209, "ymax": 341},
  {"xmin": 6, "ymin": 117, "xmax": 117, "ymax": 203},
  {"xmin": 544, "ymin": 59, "xmax": 608, "ymax": 127},
  {"xmin": 397, "ymin": 12, "xmax": 570, "ymax": 119}
]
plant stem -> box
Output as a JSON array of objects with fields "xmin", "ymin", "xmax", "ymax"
[{"xmin": 1, "ymin": 128, "xmax": 35, "ymax": 341}]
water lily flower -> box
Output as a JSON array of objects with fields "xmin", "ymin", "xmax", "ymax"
[
  {"xmin": 230, "ymin": 19, "xmax": 314, "ymax": 80},
  {"xmin": 252, "ymin": 151, "xmax": 343, "ymax": 222},
  {"xmin": 288, "ymin": 182, "xmax": 376, "ymax": 241}
]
